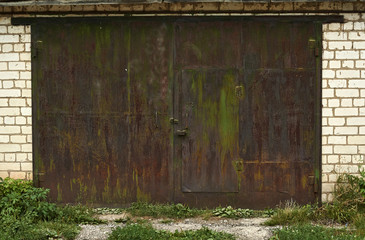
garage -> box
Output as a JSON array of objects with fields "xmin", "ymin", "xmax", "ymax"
[{"xmin": 31, "ymin": 17, "xmax": 321, "ymax": 208}]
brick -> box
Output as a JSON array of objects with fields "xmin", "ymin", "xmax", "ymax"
[
  {"xmin": 336, "ymin": 50, "xmax": 359, "ymax": 59},
  {"xmin": 323, "ymin": 70, "xmax": 335, "ymax": 78},
  {"xmin": 341, "ymin": 99, "xmax": 353, "ymax": 107},
  {"xmin": 343, "ymin": 22, "xmax": 353, "ymax": 30},
  {"xmin": 20, "ymin": 107, "xmax": 31, "ymax": 116},
  {"xmin": 322, "ymin": 183, "xmax": 335, "ymax": 193},
  {"xmin": 328, "ymin": 155, "xmax": 339, "ymax": 163},
  {"xmin": 360, "ymin": 146, "xmax": 365, "ymax": 154},
  {"xmin": 322, "ymin": 126, "xmax": 334, "ymax": 135},
  {"xmin": 0, "ymin": 35, "xmax": 20, "ymax": 43},
  {"xmin": 322, "ymin": 108, "xmax": 333, "ymax": 117},
  {"xmin": 0, "ymin": 108, "xmax": 19, "ymax": 116},
  {"xmin": 0, "ymin": 71, "xmax": 19, "ymax": 80},
  {"xmin": 328, "ymin": 118, "xmax": 345, "ymax": 126},
  {"xmin": 0, "ymin": 26, "xmax": 6, "ymax": 34},
  {"xmin": 322, "ymin": 164, "xmax": 334, "ymax": 173},
  {"xmin": 0, "ymin": 99, "xmax": 8, "ymax": 106},
  {"xmin": 335, "ymin": 164, "xmax": 358, "ymax": 173},
  {"xmin": 334, "ymin": 145, "xmax": 358, "ymax": 154},
  {"xmin": 21, "ymin": 162, "xmax": 32, "ymax": 171},
  {"xmin": 349, "ymin": 32, "xmax": 365, "ymax": 40},
  {"xmin": 322, "ymin": 146, "xmax": 333, "ymax": 154},
  {"xmin": 328, "ymin": 173, "xmax": 339, "ymax": 182},
  {"xmin": 334, "ymin": 108, "xmax": 358, "ymax": 116},
  {"xmin": 0, "ymin": 53, "xmax": 19, "ymax": 62},
  {"xmin": 0, "ymin": 17, "xmax": 11, "ymax": 24},
  {"xmin": 0, "ymin": 162, "xmax": 20, "ymax": 170},
  {"xmin": 328, "ymin": 136, "xmax": 347, "ymax": 144},
  {"xmin": 9, "ymin": 62, "xmax": 26, "ymax": 70},
  {"xmin": 2, "ymin": 81, "xmax": 14, "ymax": 88},
  {"xmin": 328, "ymin": 99, "xmax": 339, "ymax": 108},
  {"xmin": 354, "ymin": 22, "xmax": 365, "ymax": 30},
  {"xmin": 0, "ymin": 136, "xmax": 9, "ymax": 143},
  {"xmin": 348, "ymin": 136, "xmax": 365, "ymax": 144},
  {"xmin": 322, "ymin": 99, "xmax": 328, "ymax": 108},
  {"xmin": 20, "ymin": 53, "xmax": 30, "ymax": 61},
  {"xmin": 2, "ymin": 44, "xmax": 13, "ymax": 52},
  {"xmin": 0, "ymin": 63, "xmax": 7, "ymax": 70},
  {"xmin": 323, "ymin": 51, "xmax": 334, "ymax": 60},
  {"xmin": 340, "ymin": 155, "xmax": 352, "ymax": 164},
  {"xmin": 329, "ymin": 42, "xmax": 352, "ymax": 50},
  {"xmin": 323, "ymin": 32, "xmax": 347, "ymax": 41},
  {"xmin": 336, "ymin": 70, "xmax": 360, "ymax": 78},
  {"xmin": 361, "ymin": 108, "xmax": 365, "ymax": 116},
  {"xmin": 343, "ymin": 60, "xmax": 354, "ymax": 68},
  {"xmin": 0, "ymin": 172, "xmax": 8, "ymax": 179},
  {"xmin": 352, "ymin": 155, "xmax": 365, "ymax": 164},
  {"xmin": 20, "ymin": 35, "xmax": 30, "ymax": 43},
  {"xmin": 4, "ymin": 117, "xmax": 14, "ymax": 124},
  {"xmin": 353, "ymin": 42, "xmax": 365, "ymax": 50},
  {"xmin": 21, "ymin": 89, "xmax": 31, "ymax": 97},
  {"xmin": 321, "ymin": 194, "xmax": 327, "ymax": 203},
  {"xmin": 323, "ymin": 89, "xmax": 334, "ymax": 98},
  {"xmin": 7, "ymin": 26, "xmax": 24, "ymax": 34},
  {"xmin": 354, "ymin": 99, "xmax": 365, "ymax": 107},
  {"xmin": 5, "ymin": 153, "xmax": 15, "ymax": 162},
  {"xmin": 21, "ymin": 144, "xmax": 31, "ymax": 152},
  {"xmin": 11, "ymin": 135, "xmax": 26, "ymax": 143},
  {"xmin": 9, "ymin": 99, "xmax": 26, "ymax": 106},
  {"xmin": 16, "ymin": 153, "xmax": 27, "ymax": 162},
  {"xmin": 329, "ymin": 60, "xmax": 340, "ymax": 69},
  {"xmin": 361, "ymin": 51, "xmax": 365, "ymax": 59},
  {"xmin": 345, "ymin": 13, "xmax": 361, "ymax": 21},
  {"xmin": 349, "ymin": 80, "xmax": 365, "ymax": 88},
  {"xmin": 347, "ymin": 117, "xmax": 365, "ymax": 125},
  {"xmin": 334, "ymin": 126, "xmax": 358, "ymax": 135},
  {"xmin": 21, "ymin": 126, "xmax": 31, "ymax": 134},
  {"xmin": 9, "ymin": 172, "xmax": 26, "ymax": 179},
  {"xmin": 356, "ymin": 60, "xmax": 365, "ymax": 68},
  {"xmin": 20, "ymin": 71, "xmax": 31, "ymax": 80},
  {"xmin": 0, "ymin": 126, "xmax": 20, "ymax": 134},
  {"xmin": 328, "ymin": 80, "xmax": 346, "ymax": 88},
  {"xmin": 328, "ymin": 23, "xmax": 341, "ymax": 31}
]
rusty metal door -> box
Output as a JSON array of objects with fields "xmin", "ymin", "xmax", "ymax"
[
  {"xmin": 33, "ymin": 19, "xmax": 174, "ymax": 205},
  {"xmin": 32, "ymin": 17, "xmax": 321, "ymax": 208},
  {"xmin": 173, "ymin": 19, "xmax": 321, "ymax": 208}
]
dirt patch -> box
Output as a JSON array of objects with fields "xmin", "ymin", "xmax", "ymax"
[{"xmin": 76, "ymin": 215, "xmax": 276, "ymax": 240}]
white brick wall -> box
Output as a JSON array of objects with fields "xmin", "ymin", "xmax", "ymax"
[
  {"xmin": 322, "ymin": 13, "xmax": 365, "ymax": 202},
  {"xmin": 0, "ymin": 13, "xmax": 364, "ymax": 204},
  {"xmin": 0, "ymin": 17, "xmax": 32, "ymax": 180}
]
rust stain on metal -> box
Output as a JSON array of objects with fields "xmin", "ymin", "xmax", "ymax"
[{"xmin": 33, "ymin": 18, "xmax": 321, "ymax": 208}]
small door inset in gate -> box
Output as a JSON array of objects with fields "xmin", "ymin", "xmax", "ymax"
[{"xmin": 179, "ymin": 69, "xmax": 240, "ymax": 193}]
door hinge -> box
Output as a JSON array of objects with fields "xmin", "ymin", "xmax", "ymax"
[
  {"xmin": 308, "ymin": 38, "xmax": 320, "ymax": 57},
  {"xmin": 32, "ymin": 40, "xmax": 43, "ymax": 59},
  {"xmin": 36, "ymin": 172, "xmax": 45, "ymax": 183},
  {"xmin": 308, "ymin": 175, "xmax": 318, "ymax": 193}
]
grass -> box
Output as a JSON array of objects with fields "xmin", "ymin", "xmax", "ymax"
[
  {"xmin": 270, "ymin": 224, "xmax": 362, "ymax": 240},
  {"xmin": 125, "ymin": 202, "xmax": 209, "ymax": 219},
  {"xmin": 108, "ymin": 223, "xmax": 235, "ymax": 240}
]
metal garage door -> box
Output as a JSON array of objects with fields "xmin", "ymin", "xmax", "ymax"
[{"xmin": 32, "ymin": 17, "xmax": 321, "ymax": 208}]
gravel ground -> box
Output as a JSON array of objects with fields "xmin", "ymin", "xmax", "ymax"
[{"xmin": 75, "ymin": 214, "xmax": 276, "ymax": 240}]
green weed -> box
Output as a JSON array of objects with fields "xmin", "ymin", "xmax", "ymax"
[
  {"xmin": 270, "ymin": 224, "xmax": 361, "ymax": 240},
  {"xmin": 108, "ymin": 223, "xmax": 235, "ymax": 240},
  {"xmin": 0, "ymin": 177, "xmax": 101, "ymax": 240},
  {"xmin": 126, "ymin": 202, "xmax": 207, "ymax": 219},
  {"xmin": 213, "ymin": 206, "xmax": 253, "ymax": 218}
]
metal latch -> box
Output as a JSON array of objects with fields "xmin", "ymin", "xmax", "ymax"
[
  {"xmin": 169, "ymin": 118, "xmax": 179, "ymax": 124},
  {"xmin": 176, "ymin": 128, "xmax": 188, "ymax": 136}
]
